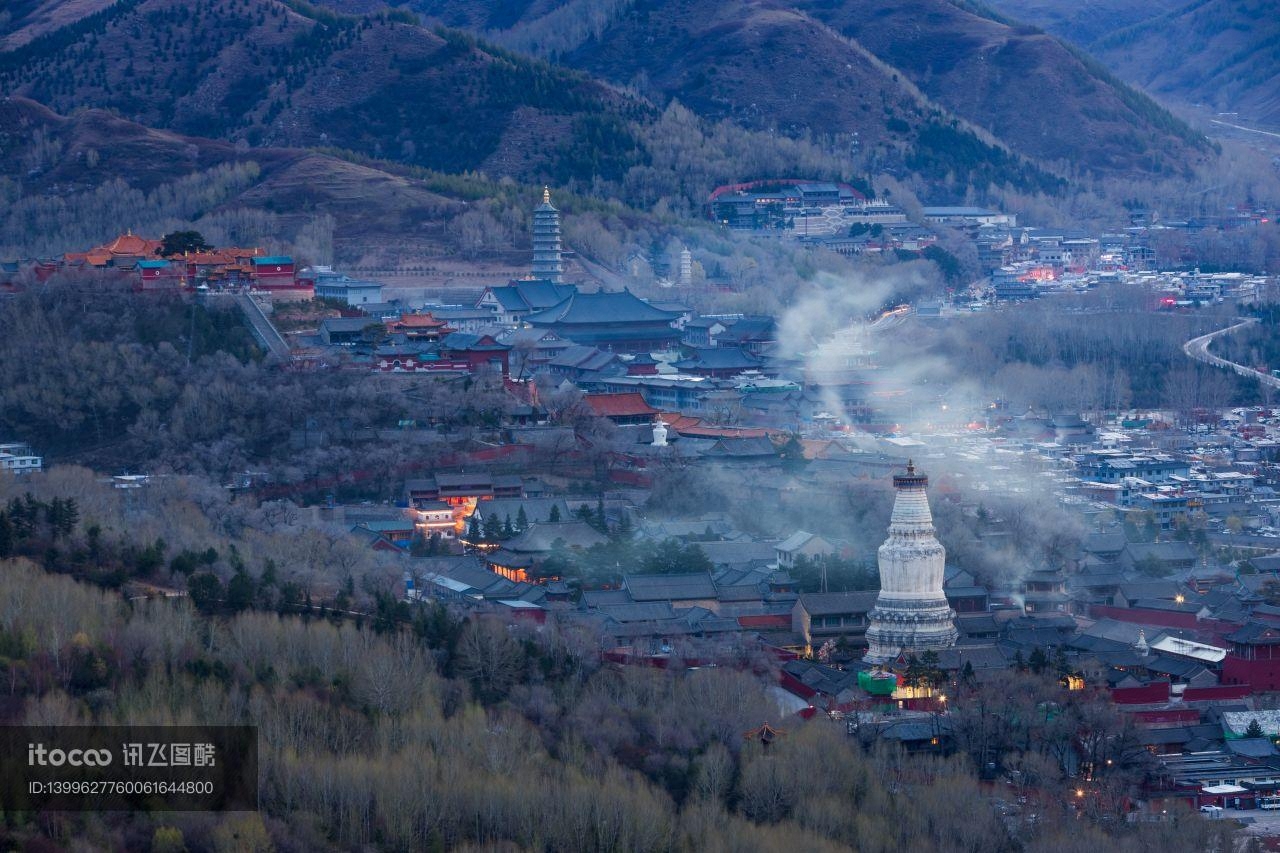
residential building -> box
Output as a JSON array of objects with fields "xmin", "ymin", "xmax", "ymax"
[
  {"xmin": 775, "ymin": 531, "xmax": 839, "ymax": 569},
  {"xmin": 0, "ymin": 443, "xmax": 42, "ymax": 474},
  {"xmin": 922, "ymin": 206, "xmax": 1016, "ymax": 228},
  {"xmin": 306, "ymin": 267, "xmax": 384, "ymax": 305}
]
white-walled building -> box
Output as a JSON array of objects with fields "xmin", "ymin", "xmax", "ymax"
[{"xmin": 0, "ymin": 443, "xmax": 41, "ymax": 475}]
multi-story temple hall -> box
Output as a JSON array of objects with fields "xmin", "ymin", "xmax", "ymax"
[{"xmin": 864, "ymin": 461, "xmax": 959, "ymax": 664}]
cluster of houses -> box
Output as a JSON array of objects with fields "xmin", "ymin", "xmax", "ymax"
[
  {"xmin": 289, "ymin": 385, "xmax": 1280, "ymax": 818},
  {"xmin": 971, "ymin": 219, "xmax": 1271, "ymax": 303},
  {"xmin": 370, "ymin": 472, "xmax": 1280, "ymax": 812},
  {"xmin": 703, "ymin": 178, "xmax": 1270, "ymax": 306}
]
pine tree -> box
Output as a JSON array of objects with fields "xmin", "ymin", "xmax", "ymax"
[
  {"xmin": 45, "ymin": 499, "xmax": 64, "ymax": 539},
  {"xmin": 516, "ymin": 506, "xmax": 528, "ymax": 531},
  {"xmin": 188, "ymin": 572, "xmax": 224, "ymax": 614},
  {"xmin": 86, "ymin": 524, "xmax": 102, "ymax": 564},
  {"xmin": 226, "ymin": 568, "xmax": 255, "ymax": 613},
  {"xmin": 1246, "ymin": 718, "xmax": 1265, "ymax": 739},
  {"xmin": 58, "ymin": 498, "xmax": 79, "ymax": 537},
  {"xmin": 548, "ymin": 504, "xmax": 561, "ymax": 522},
  {"xmin": 260, "ymin": 559, "xmax": 278, "ymax": 589}
]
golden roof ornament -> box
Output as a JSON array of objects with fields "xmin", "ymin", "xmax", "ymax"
[{"xmin": 542, "ymin": 186, "xmax": 551, "ymax": 204}]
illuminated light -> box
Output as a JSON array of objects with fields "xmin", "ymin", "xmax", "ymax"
[
  {"xmin": 1075, "ymin": 789, "xmax": 1084, "ymax": 798},
  {"xmin": 1175, "ymin": 594, "xmax": 1185, "ymax": 604}
]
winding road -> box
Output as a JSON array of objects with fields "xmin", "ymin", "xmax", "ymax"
[{"xmin": 1182, "ymin": 317, "xmax": 1280, "ymax": 389}]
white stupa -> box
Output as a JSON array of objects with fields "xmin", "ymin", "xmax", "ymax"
[
  {"xmin": 652, "ymin": 418, "xmax": 669, "ymax": 447},
  {"xmin": 864, "ymin": 461, "xmax": 958, "ymax": 664}
]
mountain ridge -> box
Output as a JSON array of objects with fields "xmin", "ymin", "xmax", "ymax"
[
  {"xmin": 981, "ymin": 0, "xmax": 1280, "ymax": 127},
  {"xmin": 387, "ymin": 0, "xmax": 1209, "ymax": 176}
]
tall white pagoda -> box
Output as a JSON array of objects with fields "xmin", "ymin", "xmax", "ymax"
[
  {"xmin": 864, "ymin": 461, "xmax": 958, "ymax": 664},
  {"xmin": 531, "ymin": 186, "xmax": 564, "ymax": 283}
]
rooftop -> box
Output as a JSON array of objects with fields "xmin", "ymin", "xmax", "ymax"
[
  {"xmin": 624, "ymin": 572, "xmax": 719, "ymax": 602},
  {"xmin": 525, "ymin": 290, "xmax": 681, "ymax": 326},
  {"xmin": 584, "ymin": 393, "xmax": 658, "ymax": 419},
  {"xmin": 797, "ymin": 591, "xmax": 879, "ymax": 616}
]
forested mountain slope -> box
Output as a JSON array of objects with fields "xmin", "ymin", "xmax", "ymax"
[
  {"xmin": 0, "ymin": 0, "xmax": 654, "ymax": 183},
  {"xmin": 0, "ymin": 0, "xmax": 1070, "ymax": 204},
  {"xmin": 982, "ymin": 0, "xmax": 1280, "ymax": 127},
  {"xmin": 977, "ymin": 0, "xmax": 1182, "ymax": 50},
  {"xmin": 0, "ymin": 97, "xmax": 468, "ymax": 258},
  {"xmin": 389, "ymin": 0, "xmax": 1208, "ymax": 177},
  {"xmin": 1090, "ymin": 0, "xmax": 1280, "ymax": 127}
]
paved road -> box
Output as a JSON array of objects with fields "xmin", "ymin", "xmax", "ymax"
[
  {"xmin": 1182, "ymin": 318, "xmax": 1280, "ymax": 389},
  {"xmin": 235, "ymin": 293, "xmax": 292, "ymax": 359},
  {"xmin": 1210, "ymin": 119, "xmax": 1280, "ymax": 141}
]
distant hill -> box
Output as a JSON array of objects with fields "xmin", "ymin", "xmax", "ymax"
[
  {"xmin": 0, "ymin": 0, "xmax": 1076, "ymax": 203},
  {"xmin": 981, "ymin": 0, "xmax": 1280, "ymax": 128},
  {"xmin": 783, "ymin": 0, "xmax": 1206, "ymax": 173},
  {"xmin": 1090, "ymin": 0, "xmax": 1280, "ymax": 127},
  {"xmin": 0, "ymin": 0, "xmax": 1218, "ymax": 226},
  {"xmin": 0, "ymin": 0, "xmax": 655, "ymax": 184},
  {"xmin": 0, "ymin": 97, "xmax": 469, "ymax": 259},
  {"xmin": 556, "ymin": 0, "xmax": 1068, "ymax": 194},
  {"xmin": 387, "ymin": 0, "xmax": 1208, "ymax": 177},
  {"xmin": 976, "ymin": 0, "xmax": 1183, "ymax": 49}
]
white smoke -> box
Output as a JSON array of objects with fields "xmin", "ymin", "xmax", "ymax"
[
  {"xmin": 775, "ymin": 264, "xmax": 1086, "ymax": 591},
  {"xmin": 776, "ymin": 264, "xmax": 968, "ymax": 431}
]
